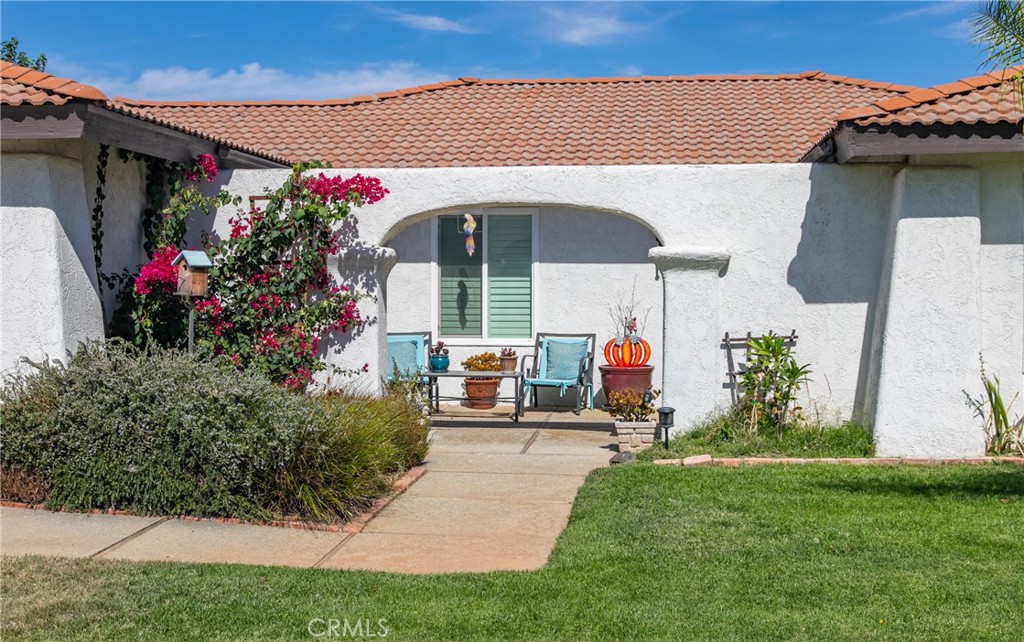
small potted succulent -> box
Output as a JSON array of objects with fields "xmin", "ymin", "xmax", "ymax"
[
  {"xmin": 499, "ymin": 347, "xmax": 518, "ymax": 373},
  {"xmin": 605, "ymin": 387, "xmax": 661, "ymax": 453},
  {"xmin": 429, "ymin": 341, "xmax": 450, "ymax": 373},
  {"xmin": 461, "ymin": 351, "xmax": 501, "ymax": 409}
]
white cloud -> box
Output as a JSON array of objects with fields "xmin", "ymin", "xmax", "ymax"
[
  {"xmin": 876, "ymin": 1, "xmax": 967, "ymax": 24},
  {"xmin": 539, "ymin": 5, "xmax": 649, "ymax": 46},
  {"xmin": 937, "ymin": 17, "xmax": 973, "ymax": 41},
  {"xmin": 385, "ymin": 10, "xmax": 478, "ymax": 34},
  {"xmin": 56, "ymin": 61, "xmax": 449, "ymax": 102}
]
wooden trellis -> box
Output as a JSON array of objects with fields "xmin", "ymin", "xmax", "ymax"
[{"xmin": 722, "ymin": 329, "xmax": 798, "ymax": 405}]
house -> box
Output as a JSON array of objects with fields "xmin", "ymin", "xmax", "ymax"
[{"xmin": 2, "ymin": 61, "xmax": 1022, "ymax": 457}]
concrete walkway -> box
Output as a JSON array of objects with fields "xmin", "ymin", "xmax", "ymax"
[{"xmin": 1, "ymin": 408, "xmax": 614, "ymax": 574}]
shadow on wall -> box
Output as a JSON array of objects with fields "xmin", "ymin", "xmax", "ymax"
[{"xmin": 786, "ymin": 164, "xmax": 897, "ymax": 420}]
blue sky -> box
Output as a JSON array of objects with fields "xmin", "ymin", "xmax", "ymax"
[{"xmin": 1, "ymin": 1, "xmax": 986, "ymax": 101}]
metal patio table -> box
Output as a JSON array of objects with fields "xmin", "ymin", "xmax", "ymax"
[{"xmin": 426, "ymin": 370, "xmax": 524, "ymax": 421}]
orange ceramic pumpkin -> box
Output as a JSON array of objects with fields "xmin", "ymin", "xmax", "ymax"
[{"xmin": 603, "ymin": 337, "xmax": 651, "ymax": 367}]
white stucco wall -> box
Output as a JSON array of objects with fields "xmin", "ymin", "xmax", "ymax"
[
  {"xmin": 1, "ymin": 153, "xmax": 104, "ymax": 374},
  {"xmin": 215, "ymin": 163, "xmax": 896, "ymax": 421},
  {"xmin": 1, "ymin": 143, "xmax": 146, "ymax": 375},
  {"xmin": 912, "ymin": 153, "xmax": 1024, "ymax": 408},
  {"xmin": 2, "ymin": 140, "xmax": 148, "ymax": 320}
]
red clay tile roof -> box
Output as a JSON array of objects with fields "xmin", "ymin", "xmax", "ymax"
[
  {"xmin": 111, "ymin": 72, "xmax": 916, "ymax": 166},
  {"xmin": 1, "ymin": 61, "xmax": 108, "ymax": 105},
  {"xmin": 1, "ymin": 61, "xmax": 288, "ymax": 164},
  {"xmin": 838, "ymin": 66, "xmax": 1023, "ymax": 127}
]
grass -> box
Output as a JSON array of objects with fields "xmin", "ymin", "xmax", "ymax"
[
  {"xmin": 4, "ymin": 463, "xmax": 1023, "ymax": 641},
  {"xmin": 639, "ymin": 411, "xmax": 875, "ymax": 460}
]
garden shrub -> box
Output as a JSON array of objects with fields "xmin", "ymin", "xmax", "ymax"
[{"xmin": 1, "ymin": 341, "xmax": 428, "ymax": 522}]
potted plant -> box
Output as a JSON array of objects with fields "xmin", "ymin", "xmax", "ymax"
[
  {"xmin": 605, "ymin": 387, "xmax": 660, "ymax": 453},
  {"xmin": 429, "ymin": 341, "xmax": 450, "ymax": 372},
  {"xmin": 499, "ymin": 347, "xmax": 518, "ymax": 373},
  {"xmin": 461, "ymin": 351, "xmax": 501, "ymax": 409},
  {"xmin": 600, "ymin": 282, "xmax": 655, "ymax": 401}
]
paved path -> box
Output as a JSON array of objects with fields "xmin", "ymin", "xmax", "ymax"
[{"xmin": 1, "ymin": 409, "xmax": 614, "ymax": 574}]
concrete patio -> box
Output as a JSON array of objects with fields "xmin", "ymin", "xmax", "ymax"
[{"xmin": 0, "ymin": 407, "xmax": 615, "ymax": 574}]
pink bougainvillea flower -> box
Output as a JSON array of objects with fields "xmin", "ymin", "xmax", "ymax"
[
  {"xmin": 301, "ymin": 173, "xmax": 389, "ymax": 206},
  {"xmin": 134, "ymin": 246, "xmax": 179, "ymax": 296}
]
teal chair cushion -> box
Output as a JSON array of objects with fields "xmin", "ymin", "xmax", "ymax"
[
  {"xmin": 387, "ymin": 336, "xmax": 424, "ymax": 378},
  {"xmin": 544, "ymin": 339, "xmax": 588, "ymax": 381}
]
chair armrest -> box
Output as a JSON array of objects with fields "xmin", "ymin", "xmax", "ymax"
[
  {"xmin": 521, "ymin": 353, "xmax": 537, "ymax": 377},
  {"xmin": 577, "ymin": 355, "xmax": 589, "ymax": 383}
]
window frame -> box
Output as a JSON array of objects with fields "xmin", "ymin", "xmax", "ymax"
[{"xmin": 430, "ymin": 207, "xmax": 539, "ymax": 346}]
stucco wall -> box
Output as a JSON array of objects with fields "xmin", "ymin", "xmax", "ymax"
[
  {"xmin": 1, "ymin": 140, "xmax": 148, "ymax": 320},
  {"xmin": 911, "ymin": 153, "xmax": 1024, "ymax": 407},
  {"xmin": 1, "ymin": 143, "xmax": 146, "ymax": 375},
  {"xmin": 1, "ymin": 153, "xmax": 102, "ymax": 374},
  {"xmin": 216, "ymin": 164, "xmax": 896, "ymax": 419}
]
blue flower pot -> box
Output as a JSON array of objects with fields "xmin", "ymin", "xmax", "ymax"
[{"xmin": 429, "ymin": 354, "xmax": 450, "ymax": 373}]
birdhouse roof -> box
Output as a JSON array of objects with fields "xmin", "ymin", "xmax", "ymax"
[{"xmin": 172, "ymin": 250, "xmax": 213, "ymax": 268}]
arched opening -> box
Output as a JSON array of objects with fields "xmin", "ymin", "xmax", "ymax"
[{"xmin": 383, "ymin": 204, "xmax": 664, "ymax": 410}]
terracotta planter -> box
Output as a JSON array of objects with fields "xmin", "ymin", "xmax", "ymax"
[
  {"xmin": 599, "ymin": 365, "xmax": 655, "ymax": 400},
  {"xmin": 464, "ymin": 377, "xmax": 500, "ymax": 409},
  {"xmin": 499, "ymin": 356, "xmax": 518, "ymax": 373}
]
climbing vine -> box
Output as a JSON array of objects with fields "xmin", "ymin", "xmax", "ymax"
[
  {"xmin": 117, "ymin": 148, "xmax": 175, "ymax": 258},
  {"xmin": 90, "ymin": 144, "xmax": 109, "ymax": 292}
]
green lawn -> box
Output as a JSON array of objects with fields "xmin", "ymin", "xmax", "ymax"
[{"xmin": 4, "ymin": 464, "xmax": 1023, "ymax": 641}]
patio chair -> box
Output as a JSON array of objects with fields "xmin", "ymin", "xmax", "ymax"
[
  {"xmin": 520, "ymin": 333, "xmax": 596, "ymax": 415},
  {"xmin": 386, "ymin": 331, "xmax": 436, "ymax": 404}
]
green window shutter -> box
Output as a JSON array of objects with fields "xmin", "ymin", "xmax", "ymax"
[
  {"xmin": 487, "ymin": 215, "xmax": 532, "ymax": 338},
  {"xmin": 438, "ymin": 215, "xmax": 482, "ymax": 336}
]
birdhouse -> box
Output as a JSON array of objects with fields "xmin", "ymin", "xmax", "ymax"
[{"xmin": 172, "ymin": 250, "xmax": 213, "ymax": 297}]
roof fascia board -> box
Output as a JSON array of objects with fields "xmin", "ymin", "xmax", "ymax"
[
  {"xmin": 833, "ymin": 122, "xmax": 1024, "ymax": 163},
  {"xmin": 83, "ymin": 105, "xmax": 287, "ymax": 168},
  {"xmin": 1, "ymin": 103, "xmax": 285, "ymax": 168},
  {"xmin": 1, "ymin": 103, "xmax": 87, "ymax": 139}
]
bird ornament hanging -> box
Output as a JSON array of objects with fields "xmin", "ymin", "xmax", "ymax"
[{"xmin": 462, "ymin": 213, "xmax": 477, "ymax": 256}]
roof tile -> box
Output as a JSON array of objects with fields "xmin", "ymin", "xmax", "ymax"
[
  {"xmin": 112, "ymin": 72, "xmax": 912, "ymax": 166},
  {"xmin": 847, "ymin": 66, "xmax": 1023, "ymax": 127}
]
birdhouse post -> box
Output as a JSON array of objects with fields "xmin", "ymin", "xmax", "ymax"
[{"xmin": 172, "ymin": 250, "xmax": 213, "ymax": 353}]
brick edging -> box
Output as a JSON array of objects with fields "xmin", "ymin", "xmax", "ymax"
[
  {"xmin": 0, "ymin": 464, "xmax": 429, "ymax": 532},
  {"xmin": 652, "ymin": 455, "xmax": 1024, "ymax": 467},
  {"xmin": 341, "ymin": 465, "xmax": 428, "ymax": 534}
]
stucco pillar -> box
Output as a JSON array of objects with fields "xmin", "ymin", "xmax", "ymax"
[
  {"xmin": 1, "ymin": 153, "xmax": 104, "ymax": 375},
  {"xmin": 867, "ymin": 167, "xmax": 984, "ymax": 457},
  {"xmin": 649, "ymin": 247, "xmax": 731, "ymax": 433},
  {"xmin": 318, "ymin": 245, "xmax": 398, "ymax": 395}
]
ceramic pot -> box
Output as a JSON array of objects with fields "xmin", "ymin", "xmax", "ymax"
[
  {"xmin": 599, "ymin": 365, "xmax": 655, "ymax": 401},
  {"xmin": 499, "ymin": 356, "xmax": 518, "ymax": 373},
  {"xmin": 463, "ymin": 377, "xmax": 499, "ymax": 409},
  {"xmin": 429, "ymin": 354, "xmax": 450, "ymax": 372}
]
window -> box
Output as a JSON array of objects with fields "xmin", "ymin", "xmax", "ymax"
[{"xmin": 434, "ymin": 209, "xmax": 536, "ymax": 341}]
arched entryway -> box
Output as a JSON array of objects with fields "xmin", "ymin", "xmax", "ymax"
[{"xmin": 382, "ymin": 204, "xmax": 664, "ymax": 409}]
